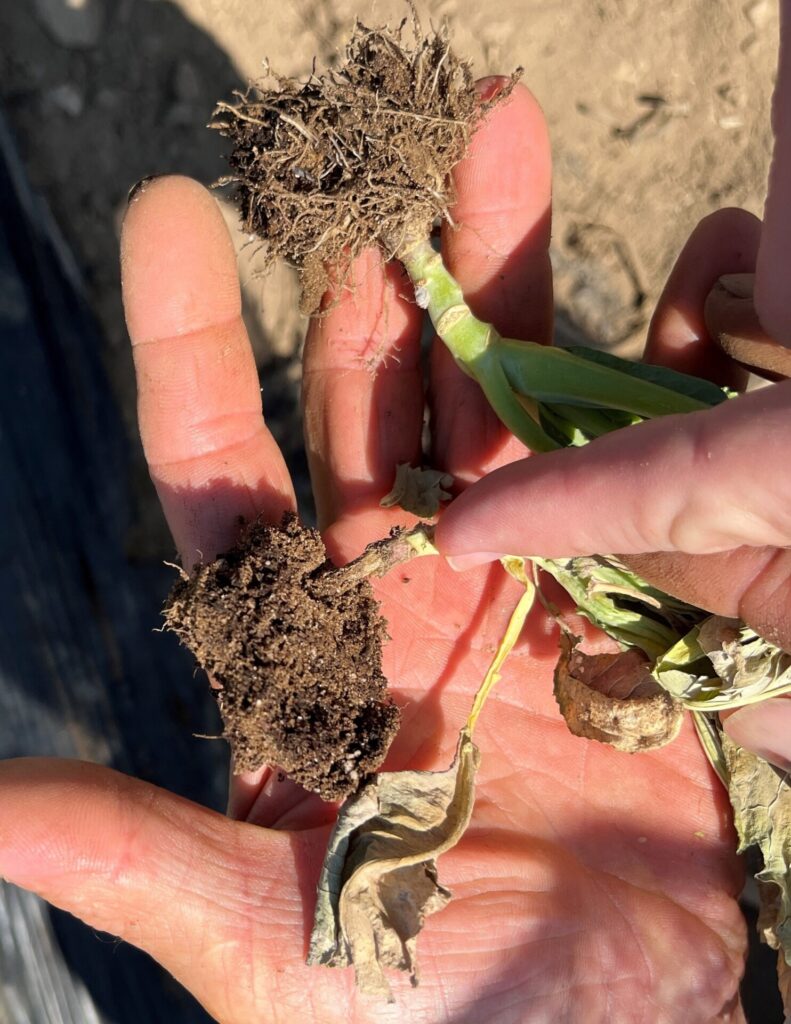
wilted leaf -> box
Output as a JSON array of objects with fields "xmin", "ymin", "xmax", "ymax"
[
  {"xmin": 534, "ymin": 555, "xmax": 700, "ymax": 660},
  {"xmin": 308, "ymin": 729, "xmax": 480, "ymax": 1000},
  {"xmin": 654, "ymin": 617, "xmax": 791, "ymax": 710},
  {"xmin": 721, "ymin": 732, "xmax": 791, "ymax": 993},
  {"xmin": 554, "ymin": 632, "xmax": 684, "ymax": 751},
  {"xmin": 380, "ymin": 463, "xmax": 453, "ymax": 518}
]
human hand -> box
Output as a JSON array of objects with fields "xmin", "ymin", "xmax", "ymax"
[
  {"xmin": 436, "ymin": 9, "xmax": 791, "ymax": 775},
  {"xmin": 0, "ymin": 89, "xmax": 748, "ymax": 1024}
]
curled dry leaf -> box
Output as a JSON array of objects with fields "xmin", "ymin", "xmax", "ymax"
[
  {"xmin": 655, "ymin": 616, "xmax": 791, "ymax": 711},
  {"xmin": 554, "ymin": 632, "xmax": 684, "ymax": 751},
  {"xmin": 721, "ymin": 732, "xmax": 791, "ymax": 1018},
  {"xmin": 308, "ymin": 557, "xmax": 532, "ymax": 1000},
  {"xmin": 308, "ymin": 729, "xmax": 479, "ymax": 1001},
  {"xmin": 380, "ymin": 463, "xmax": 454, "ymax": 518}
]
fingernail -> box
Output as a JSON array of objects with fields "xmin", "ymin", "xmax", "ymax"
[
  {"xmin": 445, "ymin": 551, "xmax": 502, "ymax": 572},
  {"xmin": 127, "ymin": 175, "xmax": 162, "ymax": 205},
  {"xmin": 475, "ymin": 76, "xmax": 507, "ymax": 103},
  {"xmin": 722, "ymin": 699, "xmax": 791, "ymax": 772},
  {"xmin": 717, "ymin": 273, "xmax": 754, "ymax": 301}
]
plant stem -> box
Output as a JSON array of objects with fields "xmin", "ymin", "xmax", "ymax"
[
  {"xmin": 396, "ymin": 235, "xmax": 561, "ymax": 451},
  {"xmin": 310, "ymin": 523, "xmax": 438, "ymax": 595},
  {"xmin": 397, "ymin": 235, "xmax": 492, "ymax": 365},
  {"xmin": 396, "ymin": 234, "xmax": 712, "ymax": 454}
]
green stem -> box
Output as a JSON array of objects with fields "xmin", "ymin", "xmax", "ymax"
[
  {"xmin": 397, "ymin": 235, "xmax": 493, "ymax": 366},
  {"xmin": 398, "ymin": 236, "xmax": 711, "ymax": 454},
  {"xmin": 397, "ymin": 236, "xmax": 560, "ymax": 451}
]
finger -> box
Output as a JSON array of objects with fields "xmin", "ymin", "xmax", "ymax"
[
  {"xmin": 302, "ymin": 249, "xmax": 424, "ymax": 529},
  {"xmin": 755, "ymin": 0, "xmax": 791, "ymax": 345},
  {"xmin": 706, "ymin": 273, "xmax": 791, "ymax": 381},
  {"xmin": 431, "ymin": 79, "xmax": 553, "ymax": 485},
  {"xmin": 721, "ymin": 697, "xmax": 791, "ymax": 771},
  {"xmin": 122, "ymin": 176, "xmax": 295, "ymax": 568},
  {"xmin": 0, "ymin": 758, "xmax": 315, "ymax": 1024},
  {"xmin": 645, "ymin": 208, "xmax": 761, "ymax": 387},
  {"xmin": 621, "ymin": 547, "xmax": 791, "ymax": 653},
  {"xmin": 435, "ymin": 380, "xmax": 791, "ymax": 558}
]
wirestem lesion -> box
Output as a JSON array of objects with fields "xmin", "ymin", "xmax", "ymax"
[{"xmin": 308, "ymin": 522, "xmax": 437, "ymax": 596}]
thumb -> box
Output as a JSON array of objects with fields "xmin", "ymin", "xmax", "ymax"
[
  {"xmin": 435, "ymin": 380, "xmax": 791, "ymax": 565},
  {"xmin": 721, "ymin": 698, "xmax": 791, "ymax": 773},
  {"xmin": 0, "ymin": 759, "xmax": 322, "ymax": 1024}
]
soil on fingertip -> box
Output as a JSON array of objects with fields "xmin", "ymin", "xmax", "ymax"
[
  {"xmin": 164, "ymin": 513, "xmax": 399, "ymax": 801},
  {"xmin": 213, "ymin": 16, "xmax": 518, "ymax": 312}
]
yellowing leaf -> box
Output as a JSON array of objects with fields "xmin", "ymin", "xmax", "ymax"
[
  {"xmin": 554, "ymin": 632, "xmax": 684, "ymax": 751},
  {"xmin": 721, "ymin": 733, "xmax": 791, "ymax": 994},
  {"xmin": 380, "ymin": 463, "xmax": 453, "ymax": 518},
  {"xmin": 467, "ymin": 557, "xmax": 535, "ymax": 732},
  {"xmin": 307, "ymin": 730, "xmax": 480, "ymax": 1000}
]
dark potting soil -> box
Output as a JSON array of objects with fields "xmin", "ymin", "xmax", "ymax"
[{"xmin": 165, "ymin": 513, "xmax": 399, "ymax": 800}]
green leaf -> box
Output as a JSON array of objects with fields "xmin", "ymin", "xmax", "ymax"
[
  {"xmin": 564, "ymin": 346, "xmax": 730, "ymax": 409},
  {"xmin": 496, "ymin": 339, "xmax": 713, "ymax": 418}
]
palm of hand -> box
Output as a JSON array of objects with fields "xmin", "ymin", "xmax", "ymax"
[
  {"xmin": 219, "ymin": 507, "xmax": 745, "ymax": 1024},
  {"xmin": 2, "ymin": 504, "xmax": 739, "ymax": 1024},
  {"xmin": 2, "ymin": 507, "xmax": 744, "ymax": 1024}
]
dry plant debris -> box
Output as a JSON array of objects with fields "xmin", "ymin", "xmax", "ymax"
[
  {"xmin": 380, "ymin": 463, "xmax": 454, "ymax": 518},
  {"xmin": 213, "ymin": 17, "xmax": 513, "ymax": 311},
  {"xmin": 307, "ymin": 556, "xmax": 534, "ymax": 998},
  {"xmin": 308, "ymin": 730, "xmax": 479, "ymax": 1000},
  {"xmin": 165, "ymin": 513, "xmax": 399, "ymax": 800},
  {"xmin": 722, "ymin": 733, "xmax": 791, "ymax": 1018},
  {"xmin": 554, "ymin": 632, "xmax": 684, "ymax": 752}
]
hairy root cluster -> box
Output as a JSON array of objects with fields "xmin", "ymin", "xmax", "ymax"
[{"xmin": 213, "ymin": 17, "xmax": 510, "ymax": 312}]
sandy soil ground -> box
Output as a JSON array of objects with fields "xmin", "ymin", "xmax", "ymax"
[{"xmin": 0, "ymin": 0, "xmax": 778, "ymax": 553}]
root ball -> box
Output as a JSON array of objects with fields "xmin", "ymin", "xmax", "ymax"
[
  {"xmin": 165, "ymin": 514, "xmax": 400, "ymax": 801},
  {"xmin": 214, "ymin": 18, "xmax": 502, "ymax": 311}
]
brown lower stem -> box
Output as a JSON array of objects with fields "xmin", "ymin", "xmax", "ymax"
[{"xmin": 309, "ymin": 524, "xmax": 436, "ymax": 596}]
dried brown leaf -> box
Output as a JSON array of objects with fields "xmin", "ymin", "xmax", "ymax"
[
  {"xmin": 554, "ymin": 632, "xmax": 684, "ymax": 751},
  {"xmin": 308, "ymin": 729, "xmax": 479, "ymax": 1000},
  {"xmin": 721, "ymin": 732, "xmax": 791, "ymax": 1000},
  {"xmin": 380, "ymin": 463, "xmax": 454, "ymax": 518}
]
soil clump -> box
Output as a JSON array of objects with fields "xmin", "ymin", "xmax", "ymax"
[{"xmin": 165, "ymin": 513, "xmax": 399, "ymax": 800}]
